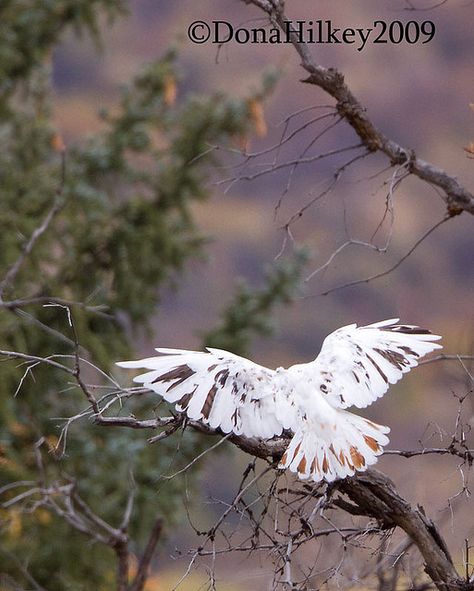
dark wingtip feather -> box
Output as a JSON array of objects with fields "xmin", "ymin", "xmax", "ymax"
[{"xmin": 385, "ymin": 325, "xmax": 432, "ymax": 335}]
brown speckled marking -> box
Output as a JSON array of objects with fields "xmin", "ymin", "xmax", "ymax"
[
  {"xmin": 311, "ymin": 456, "xmax": 321, "ymax": 476},
  {"xmin": 214, "ymin": 368, "xmax": 230, "ymax": 387},
  {"xmin": 386, "ymin": 325, "xmax": 431, "ymax": 335},
  {"xmin": 322, "ymin": 454, "xmax": 329, "ymax": 474},
  {"xmin": 400, "ymin": 345, "xmax": 419, "ymax": 357},
  {"xmin": 374, "ymin": 348, "xmax": 408, "ymax": 370},
  {"xmin": 330, "ymin": 444, "xmax": 343, "ymax": 467},
  {"xmin": 363, "ymin": 435, "xmax": 381, "ymax": 453},
  {"xmin": 177, "ymin": 385, "xmax": 198, "ymax": 411},
  {"xmin": 363, "ymin": 418, "xmax": 382, "ymax": 431},
  {"xmin": 366, "ymin": 353, "xmax": 388, "ymax": 383},
  {"xmin": 350, "ymin": 446, "xmax": 366, "ymax": 468},
  {"xmin": 201, "ymin": 384, "xmax": 218, "ymax": 419},
  {"xmin": 297, "ymin": 456, "xmax": 307, "ymax": 474},
  {"xmin": 153, "ymin": 364, "xmax": 194, "ymax": 391},
  {"xmin": 291, "ymin": 443, "xmax": 301, "ymax": 462}
]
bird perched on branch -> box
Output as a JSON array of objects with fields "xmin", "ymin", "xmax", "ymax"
[{"xmin": 117, "ymin": 319, "xmax": 441, "ymax": 483}]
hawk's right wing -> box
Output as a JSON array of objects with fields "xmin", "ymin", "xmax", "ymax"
[{"xmin": 117, "ymin": 347, "xmax": 299, "ymax": 439}]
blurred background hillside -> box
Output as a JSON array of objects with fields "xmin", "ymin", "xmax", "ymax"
[
  {"xmin": 52, "ymin": 0, "xmax": 474, "ymax": 359},
  {"xmin": 1, "ymin": 0, "xmax": 473, "ymax": 589}
]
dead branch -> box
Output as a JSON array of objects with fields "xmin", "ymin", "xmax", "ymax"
[
  {"xmin": 0, "ymin": 152, "xmax": 66, "ymax": 302},
  {"xmin": 1, "ymin": 440, "xmax": 164, "ymax": 591},
  {"xmin": 2, "ymin": 338, "xmax": 472, "ymax": 590},
  {"xmin": 92, "ymin": 404, "xmax": 473, "ymax": 590},
  {"xmin": 129, "ymin": 518, "xmax": 164, "ymax": 591},
  {"xmin": 336, "ymin": 471, "xmax": 469, "ymax": 591},
  {"xmin": 316, "ymin": 215, "xmax": 451, "ymax": 296},
  {"xmin": 241, "ymin": 0, "xmax": 474, "ymax": 217}
]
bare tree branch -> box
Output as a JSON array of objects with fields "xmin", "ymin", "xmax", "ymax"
[
  {"xmin": 337, "ymin": 471, "xmax": 467, "ymax": 591},
  {"xmin": 129, "ymin": 518, "xmax": 163, "ymax": 591},
  {"xmin": 0, "ymin": 153, "xmax": 66, "ymax": 301},
  {"xmin": 315, "ymin": 215, "xmax": 451, "ymax": 296},
  {"xmin": 241, "ymin": 0, "xmax": 474, "ymax": 216}
]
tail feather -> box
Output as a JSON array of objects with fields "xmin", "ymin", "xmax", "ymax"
[{"xmin": 279, "ymin": 411, "xmax": 389, "ymax": 483}]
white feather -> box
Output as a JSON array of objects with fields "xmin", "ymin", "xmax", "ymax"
[{"xmin": 117, "ymin": 319, "xmax": 441, "ymax": 483}]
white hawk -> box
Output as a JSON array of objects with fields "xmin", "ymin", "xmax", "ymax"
[{"xmin": 117, "ymin": 319, "xmax": 441, "ymax": 483}]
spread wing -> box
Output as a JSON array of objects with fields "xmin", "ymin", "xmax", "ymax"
[
  {"xmin": 117, "ymin": 347, "xmax": 298, "ymax": 439},
  {"xmin": 291, "ymin": 319, "xmax": 442, "ymax": 410}
]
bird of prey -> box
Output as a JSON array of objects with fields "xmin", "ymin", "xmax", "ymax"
[{"xmin": 117, "ymin": 319, "xmax": 441, "ymax": 483}]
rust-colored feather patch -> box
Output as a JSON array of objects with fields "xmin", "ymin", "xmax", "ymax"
[
  {"xmin": 291, "ymin": 443, "xmax": 301, "ymax": 462},
  {"xmin": 310, "ymin": 456, "xmax": 321, "ymax": 476},
  {"xmin": 363, "ymin": 435, "xmax": 381, "ymax": 453},
  {"xmin": 364, "ymin": 418, "xmax": 383, "ymax": 431},
  {"xmin": 322, "ymin": 454, "xmax": 329, "ymax": 474},
  {"xmin": 350, "ymin": 446, "xmax": 366, "ymax": 468},
  {"xmin": 297, "ymin": 456, "xmax": 307, "ymax": 474}
]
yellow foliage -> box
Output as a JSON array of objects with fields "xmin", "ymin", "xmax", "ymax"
[
  {"xmin": 233, "ymin": 133, "xmax": 249, "ymax": 153},
  {"xmin": 342, "ymin": 573, "xmax": 431, "ymax": 591},
  {"xmin": 123, "ymin": 560, "xmax": 246, "ymax": 591},
  {"xmin": 164, "ymin": 74, "xmax": 177, "ymax": 106},
  {"xmin": 45, "ymin": 434, "xmax": 59, "ymax": 452},
  {"xmin": 51, "ymin": 132, "xmax": 66, "ymax": 153},
  {"xmin": 463, "ymin": 141, "xmax": 474, "ymax": 158},
  {"xmin": 248, "ymin": 98, "xmax": 267, "ymax": 137},
  {"xmin": 36, "ymin": 508, "xmax": 52, "ymax": 525},
  {"xmin": 143, "ymin": 569, "xmax": 246, "ymax": 591},
  {"xmin": 8, "ymin": 420, "xmax": 30, "ymax": 438},
  {"xmin": 7, "ymin": 508, "xmax": 22, "ymax": 540},
  {"xmin": 0, "ymin": 456, "xmax": 23, "ymax": 472}
]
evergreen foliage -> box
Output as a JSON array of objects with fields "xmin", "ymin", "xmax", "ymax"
[{"xmin": 0, "ymin": 2, "xmax": 306, "ymax": 588}]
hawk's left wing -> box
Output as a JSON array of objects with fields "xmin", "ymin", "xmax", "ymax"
[
  {"xmin": 291, "ymin": 318, "xmax": 442, "ymax": 410},
  {"xmin": 117, "ymin": 348, "xmax": 299, "ymax": 439}
]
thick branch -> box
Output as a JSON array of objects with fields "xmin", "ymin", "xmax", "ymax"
[
  {"xmin": 129, "ymin": 518, "xmax": 163, "ymax": 591},
  {"xmin": 243, "ymin": 0, "xmax": 474, "ymax": 216},
  {"xmin": 337, "ymin": 471, "xmax": 471, "ymax": 591},
  {"xmin": 186, "ymin": 423, "xmax": 472, "ymax": 591},
  {"xmin": 100, "ymin": 407, "xmax": 469, "ymax": 590}
]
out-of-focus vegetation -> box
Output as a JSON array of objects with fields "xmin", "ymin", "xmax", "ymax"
[
  {"xmin": 0, "ymin": 2, "xmax": 306, "ymax": 588},
  {"xmin": 1, "ymin": 0, "xmax": 473, "ymax": 589}
]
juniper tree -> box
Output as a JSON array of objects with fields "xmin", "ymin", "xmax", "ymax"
[{"xmin": 0, "ymin": 2, "xmax": 305, "ymax": 589}]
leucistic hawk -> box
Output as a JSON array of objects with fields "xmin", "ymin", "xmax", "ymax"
[{"xmin": 117, "ymin": 319, "xmax": 441, "ymax": 483}]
